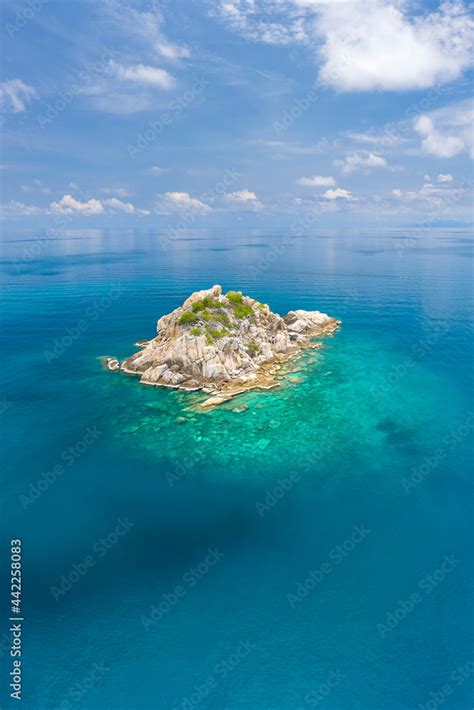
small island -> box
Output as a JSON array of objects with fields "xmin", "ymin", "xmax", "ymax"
[{"xmin": 106, "ymin": 285, "xmax": 340, "ymax": 407}]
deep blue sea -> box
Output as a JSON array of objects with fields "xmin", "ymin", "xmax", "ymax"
[{"xmin": 1, "ymin": 228, "xmax": 473, "ymax": 710}]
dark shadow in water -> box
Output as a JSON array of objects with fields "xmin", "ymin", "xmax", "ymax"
[
  {"xmin": 376, "ymin": 418, "xmax": 422, "ymax": 454},
  {"xmin": 25, "ymin": 462, "xmax": 275, "ymax": 615}
]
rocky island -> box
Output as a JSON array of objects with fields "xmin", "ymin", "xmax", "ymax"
[{"xmin": 106, "ymin": 285, "xmax": 340, "ymax": 407}]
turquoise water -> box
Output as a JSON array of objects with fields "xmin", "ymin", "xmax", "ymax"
[{"xmin": 1, "ymin": 229, "xmax": 473, "ymax": 710}]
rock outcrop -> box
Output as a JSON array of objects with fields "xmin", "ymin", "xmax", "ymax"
[{"xmin": 115, "ymin": 285, "xmax": 340, "ymax": 407}]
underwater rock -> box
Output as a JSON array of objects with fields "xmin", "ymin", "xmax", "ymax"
[
  {"xmin": 233, "ymin": 404, "xmax": 249, "ymax": 413},
  {"xmin": 104, "ymin": 357, "xmax": 120, "ymax": 371},
  {"xmin": 117, "ymin": 285, "xmax": 340, "ymax": 407}
]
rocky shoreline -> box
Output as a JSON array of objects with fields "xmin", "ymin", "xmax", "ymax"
[{"xmin": 105, "ymin": 285, "xmax": 340, "ymax": 407}]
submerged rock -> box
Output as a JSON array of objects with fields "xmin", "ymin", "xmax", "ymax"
[
  {"xmin": 233, "ymin": 404, "xmax": 249, "ymax": 413},
  {"xmin": 117, "ymin": 285, "xmax": 340, "ymax": 407},
  {"xmin": 104, "ymin": 357, "xmax": 120, "ymax": 372}
]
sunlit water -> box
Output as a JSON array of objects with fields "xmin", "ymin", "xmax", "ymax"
[{"xmin": 0, "ymin": 229, "xmax": 473, "ymax": 710}]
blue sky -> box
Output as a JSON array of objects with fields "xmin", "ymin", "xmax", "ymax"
[{"xmin": 1, "ymin": 0, "xmax": 473, "ymax": 229}]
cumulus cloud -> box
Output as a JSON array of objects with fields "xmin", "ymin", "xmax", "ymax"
[
  {"xmin": 224, "ymin": 188, "xmax": 263, "ymax": 209},
  {"xmin": 51, "ymin": 194, "xmax": 104, "ymax": 215},
  {"xmin": 50, "ymin": 194, "xmax": 150, "ymax": 216},
  {"xmin": 314, "ymin": 0, "xmax": 474, "ymax": 92},
  {"xmin": 0, "ymin": 79, "xmax": 37, "ymax": 113},
  {"xmin": 437, "ymin": 173, "xmax": 453, "ymax": 183},
  {"xmin": 335, "ymin": 152, "xmax": 387, "ymax": 174},
  {"xmin": 155, "ymin": 191, "xmax": 212, "ymax": 214},
  {"xmin": 104, "ymin": 197, "xmax": 150, "ymax": 215},
  {"xmin": 212, "ymin": 1, "xmax": 473, "ymax": 92},
  {"xmin": 414, "ymin": 100, "xmax": 473, "ymax": 158},
  {"xmin": 108, "ymin": 61, "xmax": 175, "ymax": 89},
  {"xmin": 322, "ymin": 187, "xmax": 355, "ymax": 200},
  {"xmin": 296, "ymin": 175, "xmax": 335, "ymax": 187}
]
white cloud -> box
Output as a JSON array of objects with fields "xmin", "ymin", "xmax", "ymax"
[
  {"xmin": 336, "ymin": 152, "xmax": 387, "ymax": 174},
  {"xmin": 108, "ymin": 61, "xmax": 174, "ymax": 89},
  {"xmin": 314, "ymin": 0, "xmax": 474, "ymax": 92},
  {"xmin": 104, "ymin": 1, "xmax": 190, "ymax": 63},
  {"xmin": 0, "ymin": 200, "xmax": 42, "ymax": 217},
  {"xmin": 155, "ymin": 41, "xmax": 191, "ymax": 61},
  {"xmin": 437, "ymin": 173, "xmax": 453, "ymax": 183},
  {"xmin": 212, "ymin": 1, "xmax": 473, "ymax": 92},
  {"xmin": 104, "ymin": 198, "xmax": 150, "ymax": 215},
  {"xmin": 212, "ymin": 1, "xmax": 309, "ymax": 46},
  {"xmin": 0, "ymin": 79, "xmax": 37, "ymax": 113},
  {"xmin": 414, "ymin": 100, "xmax": 473, "ymax": 158},
  {"xmin": 390, "ymin": 178, "xmax": 468, "ymax": 208},
  {"xmin": 224, "ymin": 188, "xmax": 263, "ymax": 208},
  {"xmin": 296, "ymin": 175, "xmax": 335, "ymax": 187},
  {"xmin": 347, "ymin": 131, "xmax": 405, "ymax": 147},
  {"xmin": 322, "ymin": 187, "xmax": 355, "ymax": 200},
  {"xmin": 149, "ymin": 166, "xmax": 169, "ymax": 175},
  {"xmin": 50, "ymin": 194, "xmax": 151, "ymax": 216},
  {"xmin": 51, "ymin": 195, "xmax": 104, "ymax": 215},
  {"xmin": 155, "ymin": 192, "xmax": 212, "ymax": 214}
]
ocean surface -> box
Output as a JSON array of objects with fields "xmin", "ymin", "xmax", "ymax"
[{"xmin": 0, "ymin": 228, "xmax": 473, "ymax": 710}]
